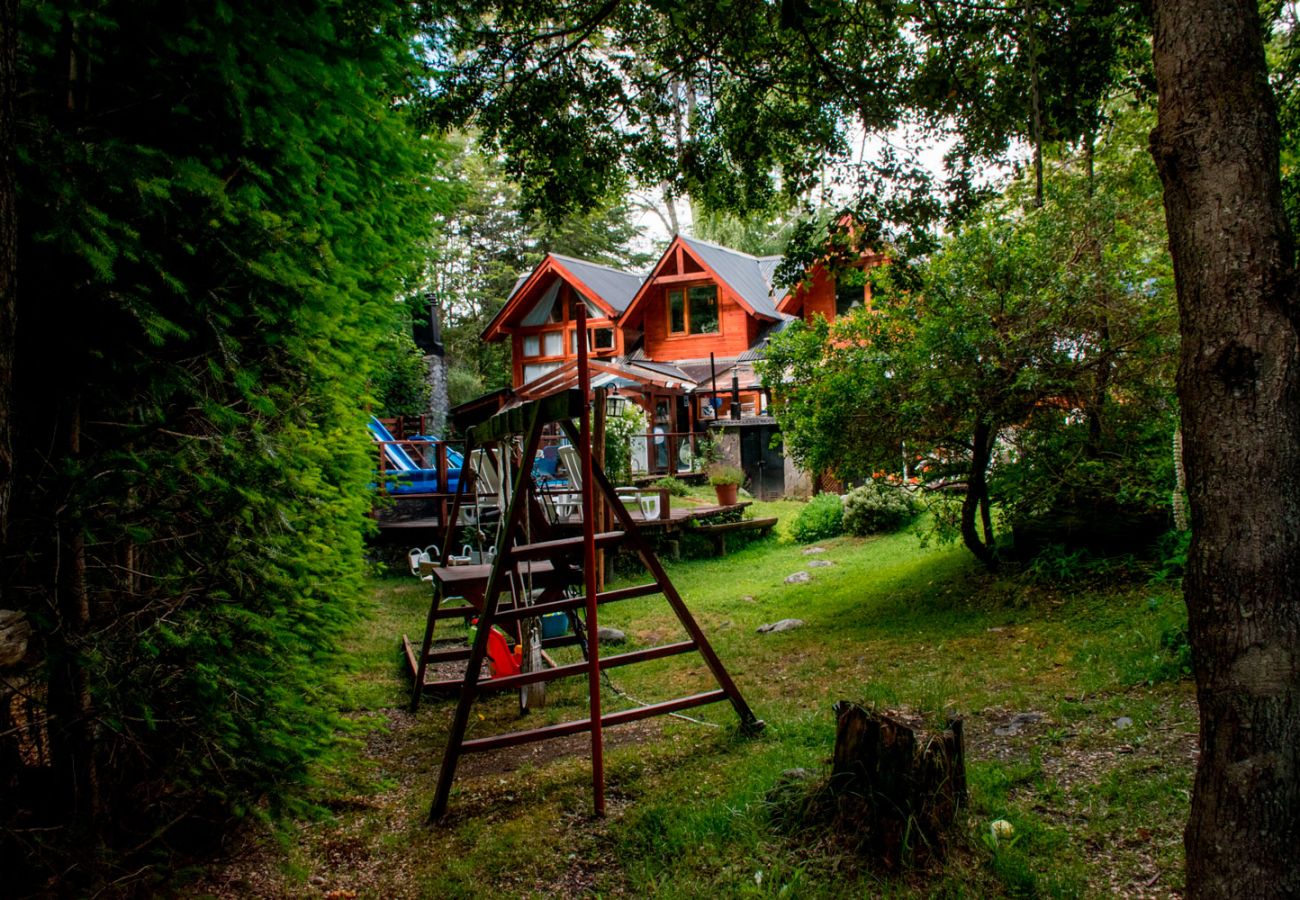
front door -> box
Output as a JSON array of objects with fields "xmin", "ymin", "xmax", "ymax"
[{"xmin": 739, "ymin": 426, "xmax": 786, "ymax": 500}]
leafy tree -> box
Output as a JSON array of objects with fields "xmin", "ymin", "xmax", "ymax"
[
  {"xmin": 1148, "ymin": 4, "xmax": 1300, "ymax": 893},
  {"xmin": 424, "ymin": 136, "xmax": 653, "ymax": 398},
  {"xmin": 372, "ymin": 330, "xmax": 434, "ymax": 418},
  {"xmin": 762, "ymin": 127, "xmax": 1176, "ymax": 568},
  {"xmin": 691, "ymin": 201, "xmax": 799, "ymax": 256},
  {"xmin": 1, "ymin": 0, "xmax": 441, "ymax": 885},
  {"xmin": 425, "ymin": 1, "xmax": 1300, "ymax": 892},
  {"xmin": 426, "ymin": 0, "xmax": 1146, "ymax": 239}
]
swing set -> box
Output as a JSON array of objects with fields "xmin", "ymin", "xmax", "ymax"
[{"xmin": 404, "ymin": 306, "xmax": 762, "ymax": 821}]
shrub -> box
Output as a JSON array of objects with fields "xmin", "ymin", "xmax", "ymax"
[
  {"xmin": 842, "ymin": 481, "xmax": 920, "ymax": 536},
  {"xmin": 371, "ymin": 329, "xmax": 432, "ymax": 416},
  {"xmin": 650, "ymin": 475, "xmax": 690, "ymax": 497},
  {"xmin": 791, "ymin": 492, "xmax": 844, "ymax": 543},
  {"xmin": 604, "ymin": 402, "xmax": 648, "ymax": 484}
]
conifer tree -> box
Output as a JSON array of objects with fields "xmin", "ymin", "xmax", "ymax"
[{"xmin": 1, "ymin": 0, "xmax": 443, "ymax": 884}]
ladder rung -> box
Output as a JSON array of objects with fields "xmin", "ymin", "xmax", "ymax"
[
  {"xmin": 598, "ymin": 582, "xmax": 663, "ymax": 603},
  {"xmin": 510, "ymin": 531, "xmax": 624, "ymax": 560},
  {"xmin": 460, "ymin": 690, "xmax": 727, "ymax": 753},
  {"xmin": 477, "ymin": 640, "xmax": 697, "ymax": 693},
  {"xmin": 493, "ymin": 581, "xmax": 660, "ymax": 623}
]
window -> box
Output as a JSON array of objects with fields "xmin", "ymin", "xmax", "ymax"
[
  {"xmin": 522, "ymin": 335, "xmax": 540, "ymax": 357},
  {"xmin": 523, "ymin": 362, "xmax": 559, "ymax": 383},
  {"xmin": 542, "ymin": 331, "xmax": 563, "ymax": 356},
  {"xmin": 835, "ymin": 274, "xmax": 865, "ymax": 317},
  {"xmin": 570, "ymin": 327, "xmax": 616, "ymax": 353},
  {"xmin": 669, "ymin": 289, "xmax": 687, "ymax": 333},
  {"xmin": 667, "ymin": 284, "xmax": 720, "ymax": 335},
  {"xmin": 547, "ymin": 294, "xmax": 565, "ymax": 323},
  {"xmin": 688, "ymin": 285, "xmax": 718, "ymax": 334}
]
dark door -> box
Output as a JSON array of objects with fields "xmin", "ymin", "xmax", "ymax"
[{"xmin": 739, "ymin": 425, "xmax": 785, "ymax": 500}]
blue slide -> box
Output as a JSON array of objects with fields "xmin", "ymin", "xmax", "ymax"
[{"xmin": 367, "ymin": 417, "xmax": 462, "ymax": 494}]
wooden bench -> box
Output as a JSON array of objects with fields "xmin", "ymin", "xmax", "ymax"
[{"xmin": 691, "ymin": 516, "xmax": 779, "ymax": 556}]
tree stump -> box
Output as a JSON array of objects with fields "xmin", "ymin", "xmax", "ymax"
[
  {"xmin": 0, "ymin": 609, "xmax": 29, "ymax": 667},
  {"xmin": 826, "ymin": 701, "xmax": 966, "ymax": 866}
]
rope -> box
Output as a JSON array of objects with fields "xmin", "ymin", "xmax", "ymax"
[{"xmin": 598, "ymin": 669, "xmax": 720, "ymax": 729}]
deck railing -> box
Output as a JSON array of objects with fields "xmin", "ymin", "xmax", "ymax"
[
  {"xmin": 630, "ymin": 431, "xmax": 708, "ymax": 477},
  {"xmin": 374, "ymin": 438, "xmax": 464, "ymax": 494}
]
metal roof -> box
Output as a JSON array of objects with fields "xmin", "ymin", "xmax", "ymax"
[
  {"xmin": 678, "ymin": 236, "xmax": 789, "ymax": 319},
  {"xmin": 625, "ymin": 358, "xmax": 693, "ymax": 381},
  {"xmin": 549, "ymin": 254, "xmax": 643, "ymax": 313}
]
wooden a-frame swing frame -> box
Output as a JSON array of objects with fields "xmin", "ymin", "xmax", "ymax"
[{"xmin": 413, "ymin": 307, "xmax": 762, "ymax": 822}]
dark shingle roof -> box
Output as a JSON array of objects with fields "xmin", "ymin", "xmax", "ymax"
[{"xmin": 679, "ymin": 236, "xmax": 788, "ymax": 319}]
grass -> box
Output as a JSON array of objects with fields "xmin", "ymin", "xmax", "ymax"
[{"xmin": 196, "ymin": 496, "xmax": 1195, "ymax": 898}]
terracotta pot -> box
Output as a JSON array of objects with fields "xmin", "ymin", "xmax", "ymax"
[{"xmin": 713, "ymin": 482, "xmax": 739, "ymax": 506}]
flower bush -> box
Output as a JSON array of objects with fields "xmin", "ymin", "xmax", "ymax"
[{"xmin": 842, "ymin": 480, "xmax": 920, "ymax": 536}]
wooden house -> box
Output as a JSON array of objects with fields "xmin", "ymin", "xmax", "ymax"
[
  {"xmin": 479, "ymin": 235, "xmax": 881, "ymax": 495},
  {"xmin": 776, "ymin": 249, "xmax": 887, "ymax": 324}
]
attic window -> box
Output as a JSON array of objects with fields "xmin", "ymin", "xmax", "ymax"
[
  {"xmin": 547, "ymin": 294, "xmax": 565, "ymax": 323},
  {"xmin": 688, "ymin": 285, "xmax": 718, "ymax": 334},
  {"xmin": 834, "ymin": 270, "xmax": 867, "ymax": 317},
  {"xmin": 522, "ymin": 335, "xmax": 540, "ymax": 357},
  {"xmin": 667, "ymin": 284, "xmax": 719, "ymax": 335}
]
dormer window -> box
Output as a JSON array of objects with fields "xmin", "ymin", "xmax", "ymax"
[
  {"xmin": 834, "ymin": 270, "xmax": 867, "ymax": 317},
  {"xmin": 667, "ymin": 284, "xmax": 720, "ymax": 335}
]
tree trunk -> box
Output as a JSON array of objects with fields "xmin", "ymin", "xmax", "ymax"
[
  {"xmin": 0, "ymin": 0, "xmax": 16, "ymax": 548},
  {"xmin": 1150, "ymin": 1, "xmax": 1300, "ymax": 896},
  {"xmin": 46, "ymin": 397, "xmax": 100, "ymax": 827},
  {"xmin": 961, "ymin": 418, "xmax": 997, "ymax": 568}
]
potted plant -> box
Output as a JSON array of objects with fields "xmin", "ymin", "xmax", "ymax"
[{"xmin": 708, "ymin": 464, "xmax": 744, "ymax": 506}]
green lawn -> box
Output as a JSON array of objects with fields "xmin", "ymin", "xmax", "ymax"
[{"xmin": 198, "ymin": 498, "xmax": 1194, "ymax": 898}]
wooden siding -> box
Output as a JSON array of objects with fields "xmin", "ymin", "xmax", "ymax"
[
  {"xmin": 509, "ymin": 285, "xmax": 621, "ymax": 387},
  {"xmin": 641, "ymin": 281, "xmax": 754, "ymax": 361},
  {"xmin": 781, "ymin": 261, "xmax": 878, "ymax": 323}
]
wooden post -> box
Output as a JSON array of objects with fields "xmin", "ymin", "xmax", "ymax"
[
  {"xmin": 576, "ymin": 303, "xmax": 605, "ymax": 817},
  {"xmin": 592, "ymin": 387, "xmax": 607, "ymax": 592}
]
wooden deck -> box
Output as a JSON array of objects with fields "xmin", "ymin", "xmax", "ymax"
[
  {"xmin": 373, "ymin": 499, "xmax": 750, "ymax": 543},
  {"xmin": 550, "ymin": 500, "xmax": 751, "ymax": 534}
]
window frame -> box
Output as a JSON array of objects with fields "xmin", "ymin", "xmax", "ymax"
[{"xmin": 665, "ymin": 282, "xmax": 720, "ymax": 337}]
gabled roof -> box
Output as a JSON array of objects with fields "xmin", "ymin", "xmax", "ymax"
[
  {"xmin": 678, "ymin": 236, "xmax": 787, "ymax": 319},
  {"xmin": 547, "ymin": 255, "xmax": 642, "ymax": 313},
  {"xmin": 621, "ymin": 234, "xmax": 788, "ymax": 325},
  {"xmin": 481, "ymin": 253, "xmax": 643, "ymax": 341}
]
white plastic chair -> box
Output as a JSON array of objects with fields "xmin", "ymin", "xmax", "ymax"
[
  {"xmin": 555, "ymin": 445, "xmax": 584, "ymax": 520},
  {"xmin": 408, "ymin": 544, "xmax": 438, "ymax": 581}
]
